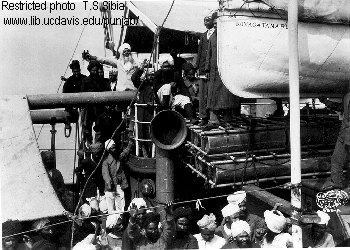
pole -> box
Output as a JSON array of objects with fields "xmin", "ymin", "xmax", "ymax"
[
  {"xmin": 288, "ymin": 0, "xmax": 302, "ymax": 247},
  {"xmin": 27, "ymin": 91, "xmax": 136, "ymax": 110},
  {"xmin": 155, "ymin": 147, "xmax": 174, "ymax": 203}
]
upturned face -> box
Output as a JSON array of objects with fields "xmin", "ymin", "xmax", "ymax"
[
  {"xmin": 204, "ymin": 17, "xmax": 214, "ymax": 29},
  {"xmin": 161, "ymin": 62, "xmax": 172, "ymax": 72},
  {"xmin": 145, "ymin": 222, "xmax": 159, "ymax": 242},
  {"xmin": 200, "ymin": 228, "xmax": 215, "ymax": 242},
  {"xmin": 2, "ymin": 237, "xmax": 18, "ymax": 250},
  {"xmin": 98, "ymin": 68, "xmax": 104, "ymax": 79},
  {"xmin": 122, "ymin": 49, "xmax": 131, "ymax": 57},
  {"xmin": 90, "ymin": 66, "xmax": 98, "ymax": 77},
  {"xmin": 226, "ymin": 212, "xmax": 240, "ymax": 226},
  {"xmin": 72, "ymin": 68, "xmax": 81, "ymax": 77},
  {"xmin": 236, "ymin": 231, "xmax": 251, "ymax": 248},
  {"xmin": 187, "ymin": 70, "xmax": 195, "ymax": 81},
  {"xmin": 238, "ymin": 200, "xmax": 247, "ymax": 219},
  {"xmin": 176, "ymin": 217, "xmax": 189, "ymax": 233}
]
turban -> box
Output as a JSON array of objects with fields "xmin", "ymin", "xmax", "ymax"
[
  {"xmin": 79, "ymin": 204, "xmax": 92, "ymax": 218},
  {"xmin": 128, "ymin": 198, "xmax": 147, "ymax": 210},
  {"xmin": 106, "ymin": 213, "xmax": 121, "ymax": 229},
  {"xmin": 173, "ymin": 206, "xmax": 193, "ymax": 220},
  {"xmin": 98, "ymin": 196, "xmax": 108, "ymax": 214},
  {"xmin": 227, "ymin": 191, "xmax": 247, "ymax": 205},
  {"xmin": 197, "ymin": 213, "xmax": 217, "ymax": 231},
  {"xmin": 231, "ymin": 220, "xmax": 251, "ymax": 238},
  {"xmin": 264, "ymin": 210, "xmax": 286, "ymax": 233},
  {"xmin": 90, "ymin": 142, "xmax": 104, "ymax": 153},
  {"xmin": 33, "ymin": 218, "xmax": 50, "ymax": 231},
  {"xmin": 87, "ymin": 61, "xmax": 102, "ymax": 72},
  {"xmin": 140, "ymin": 212, "xmax": 161, "ymax": 229},
  {"xmin": 40, "ymin": 150, "xmax": 55, "ymax": 170},
  {"xmin": 105, "ymin": 139, "xmax": 115, "ymax": 151},
  {"xmin": 70, "ymin": 60, "xmax": 80, "ymax": 70},
  {"xmin": 72, "ymin": 234, "xmax": 98, "ymax": 250},
  {"xmin": 183, "ymin": 62, "xmax": 194, "ymax": 75},
  {"xmin": 316, "ymin": 210, "xmax": 330, "ymax": 225},
  {"xmin": 118, "ymin": 43, "xmax": 131, "ymax": 54},
  {"xmin": 2, "ymin": 220, "xmax": 22, "ymax": 237},
  {"xmin": 159, "ymin": 54, "xmax": 174, "ymax": 66},
  {"xmin": 221, "ymin": 203, "xmax": 240, "ymax": 218}
]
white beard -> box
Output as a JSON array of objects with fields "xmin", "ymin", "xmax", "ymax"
[{"xmin": 122, "ymin": 55, "xmax": 134, "ymax": 71}]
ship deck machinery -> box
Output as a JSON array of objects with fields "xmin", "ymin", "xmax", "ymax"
[{"xmin": 185, "ymin": 114, "xmax": 341, "ymax": 188}]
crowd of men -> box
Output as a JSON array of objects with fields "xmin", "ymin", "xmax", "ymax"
[
  {"xmin": 3, "ymin": 189, "xmax": 338, "ymax": 249},
  {"xmin": 3, "ymin": 7, "xmax": 349, "ymax": 250}
]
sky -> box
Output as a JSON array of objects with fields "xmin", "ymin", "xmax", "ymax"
[
  {"xmin": 0, "ymin": 1, "xmax": 126, "ymax": 182},
  {"xmin": 0, "ymin": 1, "xmax": 124, "ymax": 96}
]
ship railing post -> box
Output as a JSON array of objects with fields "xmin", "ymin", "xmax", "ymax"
[
  {"xmin": 288, "ymin": 0, "xmax": 303, "ymax": 247},
  {"xmin": 134, "ymin": 102, "xmax": 139, "ymax": 156}
]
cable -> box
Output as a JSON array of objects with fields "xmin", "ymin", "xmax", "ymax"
[
  {"xmin": 2, "ymin": 182, "xmax": 289, "ymax": 239},
  {"xmin": 72, "ymin": 0, "xmax": 176, "ymax": 227},
  {"xmin": 36, "ymin": 7, "xmax": 93, "ymax": 141}
]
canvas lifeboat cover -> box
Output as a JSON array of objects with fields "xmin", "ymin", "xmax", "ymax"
[
  {"xmin": 217, "ymin": 0, "xmax": 350, "ymax": 98},
  {"xmin": 1, "ymin": 95, "xmax": 65, "ymax": 222}
]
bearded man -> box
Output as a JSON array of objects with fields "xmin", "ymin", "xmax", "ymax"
[{"xmin": 193, "ymin": 213, "xmax": 225, "ymax": 249}]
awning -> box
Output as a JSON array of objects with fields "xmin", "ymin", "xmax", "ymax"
[
  {"xmin": 1, "ymin": 95, "xmax": 65, "ymax": 222},
  {"xmin": 128, "ymin": 0, "xmax": 219, "ymax": 33},
  {"xmin": 121, "ymin": 0, "xmax": 219, "ymax": 54}
]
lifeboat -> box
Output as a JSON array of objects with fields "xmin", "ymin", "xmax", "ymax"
[{"xmin": 217, "ymin": 0, "xmax": 350, "ymax": 98}]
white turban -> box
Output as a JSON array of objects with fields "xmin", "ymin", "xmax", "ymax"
[
  {"xmin": 118, "ymin": 43, "xmax": 131, "ymax": 54},
  {"xmin": 231, "ymin": 220, "xmax": 251, "ymax": 238},
  {"xmin": 316, "ymin": 210, "xmax": 330, "ymax": 225},
  {"xmin": 79, "ymin": 204, "xmax": 92, "ymax": 218},
  {"xmin": 264, "ymin": 210, "xmax": 286, "ymax": 233},
  {"xmin": 227, "ymin": 191, "xmax": 247, "ymax": 204},
  {"xmin": 72, "ymin": 234, "xmax": 98, "ymax": 250},
  {"xmin": 106, "ymin": 213, "xmax": 121, "ymax": 229},
  {"xmin": 32, "ymin": 218, "xmax": 50, "ymax": 230},
  {"xmin": 197, "ymin": 213, "xmax": 217, "ymax": 231},
  {"xmin": 98, "ymin": 196, "xmax": 108, "ymax": 214},
  {"xmin": 128, "ymin": 198, "xmax": 147, "ymax": 210},
  {"xmin": 221, "ymin": 203, "xmax": 240, "ymax": 218},
  {"xmin": 158, "ymin": 54, "xmax": 174, "ymax": 66},
  {"xmin": 105, "ymin": 139, "xmax": 115, "ymax": 151}
]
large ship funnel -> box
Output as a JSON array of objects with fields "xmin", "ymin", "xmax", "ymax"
[{"xmin": 150, "ymin": 110, "xmax": 187, "ymax": 204}]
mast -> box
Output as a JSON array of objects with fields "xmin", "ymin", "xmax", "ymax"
[{"xmin": 288, "ymin": 0, "xmax": 302, "ymax": 247}]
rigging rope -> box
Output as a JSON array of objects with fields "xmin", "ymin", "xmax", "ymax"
[
  {"xmin": 2, "ymin": 182, "xmax": 289, "ymax": 239},
  {"xmin": 70, "ymin": 1, "xmax": 177, "ymax": 245},
  {"xmin": 36, "ymin": 6, "xmax": 93, "ymax": 140}
]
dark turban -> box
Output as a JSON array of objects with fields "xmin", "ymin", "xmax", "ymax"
[
  {"xmin": 2, "ymin": 220, "xmax": 22, "ymax": 237},
  {"xmin": 183, "ymin": 62, "xmax": 194, "ymax": 75},
  {"xmin": 173, "ymin": 206, "xmax": 193, "ymax": 220},
  {"xmin": 87, "ymin": 61, "xmax": 102, "ymax": 72},
  {"xmin": 70, "ymin": 60, "xmax": 80, "ymax": 70},
  {"xmin": 40, "ymin": 150, "xmax": 55, "ymax": 170},
  {"xmin": 90, "ymin": 143, "xmax": 104, "ymax": 153},
  {"xmin": 140, "ymin": 212, "xmax": 160, "ymax": 229}
]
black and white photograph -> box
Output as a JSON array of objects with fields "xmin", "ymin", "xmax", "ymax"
[{"xmin": 1, "ymin": 0, "xmax": 350, "ymax": 249}]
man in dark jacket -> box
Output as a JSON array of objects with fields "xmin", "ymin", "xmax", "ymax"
[
  {"xmin": 80, "ymin": 61, "xmax": 104, "ymax": 145},
  {"xmin": 194, "ymin": 10, "xmax": 216, "ymax": 126},
  {"xmin": 62, "ymin": 60, "xmax": 86, "ymax": 93},
  {"xmin": 168, "ymin": 206, "xmax": 199, "ymax": 249},
  {"xmin": 204, "ymin": 12, "xmax": 240, "ymax": 131}
]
